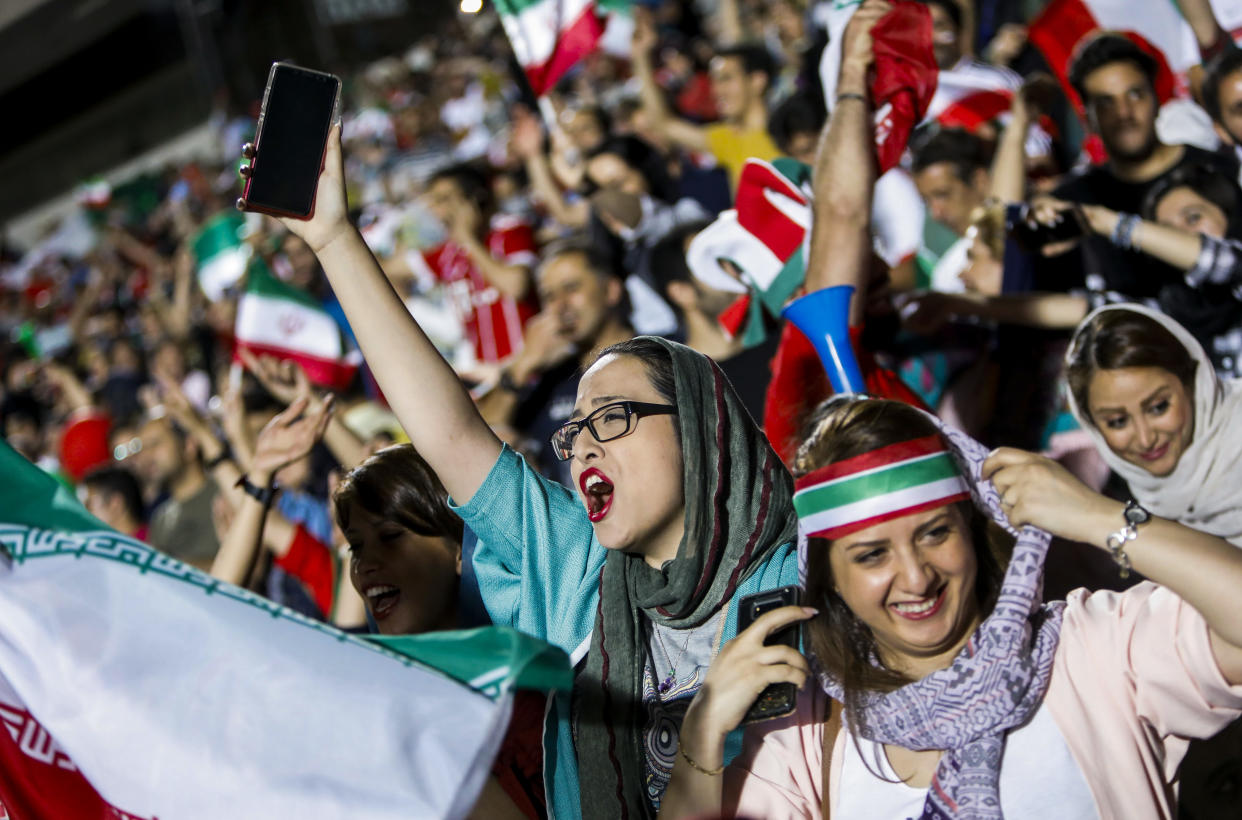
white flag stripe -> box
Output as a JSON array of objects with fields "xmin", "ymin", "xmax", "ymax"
[
  {"xmin": 797, "ymin": 476, "xmax": 969, "ymax": 535},
  {"xmin": 500, "ymin": 0, "xmax": 594, "ymax": 66},
  {"xmin": 0, "ymin": 526, "xmax": 504, "ymax": 820},
  {"xmin": 235, "ymin": 291, "xmax": 343, "ymax": 360},
  {"xmin": 1084, "ymin": 0, "xmax": 1200, "ymax": 72}
]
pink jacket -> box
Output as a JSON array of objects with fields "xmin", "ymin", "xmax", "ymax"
[{"xmin": 723, "ymin": 583, "xmax": 1242, "ymax": 819}]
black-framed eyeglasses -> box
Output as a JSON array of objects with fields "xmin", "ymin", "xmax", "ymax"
[{"xmin": 549, "ymin": 401, "xmax": 677, "ymax": 462}]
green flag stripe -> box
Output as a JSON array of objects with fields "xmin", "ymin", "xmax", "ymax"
[
  {"xmin": 244, "ymin": 261, "xmax": 325, "ymax": 311},
  {"xmin": 793, "ymin": 453, "xmax": 959, "ymax": 516}
]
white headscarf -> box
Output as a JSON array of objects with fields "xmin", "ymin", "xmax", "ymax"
[{"xmin": 1066, "ymin": 304, "xmax": 1242, "ymax": 546}]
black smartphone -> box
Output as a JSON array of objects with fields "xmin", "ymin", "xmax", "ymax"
[
  {"xmin": 1006, "ymin": 202, "xmax": 1085, "ymax": 253},
  {"xmin": 241, "ymin": 61, "xmax": 341, "ymax": 220},
  {"xmin": 736, "ymin": 585, "xmax": 802, "ymax": 724}
]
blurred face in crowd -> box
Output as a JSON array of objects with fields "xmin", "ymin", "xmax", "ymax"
[
  {"xmin": 152, "ymin": 340, "xmax": 187, "ymax": 383},
  {"xmin": 82, "ymin": 487, "xmax": 134, "ymax": 534},
  {"xmin": 424, "ymin": 177, "xmax": 467, "ymax": 229},
  {"xmin": 4, "ymin": 414, "xmax": 42, "ymax": 462},
  {"xmin": 960, "ymin": 226, "xmax": 1003, "ymax": 295},
  {"xmin": 344, "ymin": 501, "xmax": 460, "ymax": 635},
  {"xmin": 914, "ymin": 162, "xmax": 986, "ymax": 237},
  {"xmin": 109, "ymin": 338, "xmax": 142, "ymax": 376},
  {"xmin": 537, "ymin": 251, "xmax": 623, "ymax": 347},
  {"xmin": 133, "ymin": 418, "xmax": 188, "ymax": 489},
  {"xmin": 1083, "ymin": 61, "xmax": 1158, "ymax": 163},
  {"xmin": 281, "ymin": 234, "xmax": 319, "ymax": 290},
  {"xmin": 1087, "ymin": 366, "xmax": 1195, "ymax": 477},
  {"xmin": 585, "ymin": 152, "xmax": 648, "ymax": 196},
  {"xmin": 1213, "ymin": 66, "xmax": 1242, "ymax": 145},
  {"xmin": 1152, "ymin": 186, "xmax": 1229, "ymax": 239},
  {"xmin": 827, "ymin": 504, "xmax": 981, "ymax": 673},
  {"xmin": 562, "ymin": 109, "xmax": 606, "ymax": 153},
  {"xmin": 709, "ymin": 55, "xmax": 764, "ymax": 122},
  {"xmin": 928, "ymin": 3, "xmax": 962, "ymax": 70},
  {"xmin": 568, "ymin": 354, "xmax": 684, "ymax": 566}
]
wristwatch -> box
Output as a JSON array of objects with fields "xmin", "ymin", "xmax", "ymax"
[
  {"xmin": 235, "ymin": 473, "xmax": 279, "ymax": 506},
  {"xmin": 1105, "ymin": 499, "xmax": 1150, "ymax": 579}
]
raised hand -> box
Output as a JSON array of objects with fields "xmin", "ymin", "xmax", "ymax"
[
  {"xmin": 239, "ymin": 125, "xmax": 351, "ymax": 254},
  {"xmin": 982, "ymin": 447, "xmax": 1115, "ymax": 542},
  {"xmin": 250, "ymin": 395, "xmax": 335, "ymax": 482},
  {"xmin": 238, "ymin": 348, "xmax": 312, "ymax": 406},
  {"xmin": 841, "ymin": 0, "xmax": 893, "ymax": 71}
]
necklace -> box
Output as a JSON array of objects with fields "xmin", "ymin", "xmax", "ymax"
[{"xmin": 651, "ymin": 622, "xmax": 694, "ymax": 695}]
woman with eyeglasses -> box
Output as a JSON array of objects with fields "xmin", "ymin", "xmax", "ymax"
[{"xmin": 238, "ymin": 123, "xmax": 800, "ymax": 818}]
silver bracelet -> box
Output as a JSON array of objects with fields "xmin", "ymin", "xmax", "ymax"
[
  {"xmin": 1111, "ymin": 213, "xmax": 1141, "ymax": 251},
  {"xmin": 1105, "ymin": 500, "xmax": 1150, "ymax": 579}
]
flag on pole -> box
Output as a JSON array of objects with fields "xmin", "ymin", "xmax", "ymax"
[
  {"xmin": 233, "ymin": 259, "xmax": 361, "ymax": 392},
  {"xmin": 495, "ymin": 0, "xmax": 611, "ymax": 96},
  {"xmin": 0, "ymin": 438, "xmax": 570, "ymax": 820}
]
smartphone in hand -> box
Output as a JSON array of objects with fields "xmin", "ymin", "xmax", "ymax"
[
  {"xmin": 736, "ymin": 585, "xmax": 802, "ymax": 724},
  {"xmin": 241, "ymin": 61, "xmax": 341, "ymax": 220}
]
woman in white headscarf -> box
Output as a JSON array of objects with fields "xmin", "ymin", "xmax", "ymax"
[{"xmin": 1064, "ymin": 303, "xmax": 1242, "ymax": 547}]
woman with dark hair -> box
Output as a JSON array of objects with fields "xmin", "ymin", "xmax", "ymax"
[
  {"xmin": 1065, "ymin": 304, "xmax": 1242, "ymax": 547},
  {"xmin": 239, "ymin": 122, "xmax": 800, "ymax": 818},
  {"xmin": 659, "ymin": 394, "xmax": 1242, "ymax": 819}
]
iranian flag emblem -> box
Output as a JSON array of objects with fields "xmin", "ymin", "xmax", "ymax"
[{"xmin": 233, "ymin": 260, "xmax": 361, "ymax": 392}]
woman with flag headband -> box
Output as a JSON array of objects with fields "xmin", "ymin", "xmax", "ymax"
[
  {"xmin": 237, "ymin": 75, "xmax": 801, "ymax": 820},
  {"xmin": 657, "ymin": 386, "xmax": 1242, "ymax": 818}
]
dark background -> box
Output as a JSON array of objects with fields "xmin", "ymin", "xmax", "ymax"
[{"xmin": 0, "ymin": 0, "xmax": 456, "ymax": 229}]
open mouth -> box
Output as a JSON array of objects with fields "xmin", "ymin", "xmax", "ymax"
[
  {"xmin": 364, "ymin": 584, "xmax": 402, "ymax": 621},
  {"xmin": 889, "ymin": 585, "xmax": 947, "ymax": 621},
  {"xmin": 579, "ymin": 467, "xmax": 615, "ymax": 523}
]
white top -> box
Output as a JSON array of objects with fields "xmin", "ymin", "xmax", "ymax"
[{"xmin": 835, "ymin": 701, "xmax": 1098, "ymax": 820}]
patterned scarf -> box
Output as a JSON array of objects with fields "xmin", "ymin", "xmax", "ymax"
[
  {"xmin": 797, "ymin": 414, "xmax": 1065, "ymax": 819},
  {"xmin": 575, "ymin": 336, "xmax": 798, "ymax": 819}
]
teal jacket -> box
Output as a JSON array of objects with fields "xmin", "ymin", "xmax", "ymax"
[{"xmin": 453, "ymin": 446, "xmax": 799, "ymax": 819}]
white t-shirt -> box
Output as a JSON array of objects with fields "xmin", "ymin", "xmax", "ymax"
[{"xmin": 835, "ymin": 701, "xmax": 1097, "ymax": 820}]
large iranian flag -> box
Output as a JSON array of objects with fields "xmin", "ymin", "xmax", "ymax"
[
  {"xmin": 495, "ymin": 0, "xmax": 621, "ymax": 96},
  {"xmin": 234, "ymin": 260, "xmax": 361, "ymax": 392},
  {"xmin": 0, "ymin": 439, "xmax": 570, "ymax": 820}
]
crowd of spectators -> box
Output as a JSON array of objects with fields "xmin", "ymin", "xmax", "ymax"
[{"xmin": 4, "ymin": 0, "xmax": 1242, "ymax": 814}]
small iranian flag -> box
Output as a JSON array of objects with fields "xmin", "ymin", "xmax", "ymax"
[
  {"xmin": 0, "ymin": 439, "xmax": 570, "ymax": 820},
  {"xmin": 234, "ymin": 260, "xmax": 361, "ymax": 392},
  {"xmin": 495, "ymin": 0, "xmax": 616, "ymax": 96}
]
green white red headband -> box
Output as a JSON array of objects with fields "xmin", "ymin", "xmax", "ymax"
[{"xmin": 793, "ymin": 435, "xmax": 970, "ymax": 541}]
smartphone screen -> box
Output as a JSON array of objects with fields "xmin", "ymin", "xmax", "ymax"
[
  {"xmin": 737, "ymin": 585, "xmax": 801, "ymax": 723},
  {"xmin": 243, "ymin": 63, "xmax": 340, "ymax": 219}
]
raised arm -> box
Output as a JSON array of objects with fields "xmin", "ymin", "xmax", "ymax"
[
  {"xmin": 511, "ymin": 107, "xmax": 590, "ymax": 229},
  {"xmin": 211, "ymin": 394, "xmax": 333, "ymax": 586},
  {"xmin": 237, "ymin": 348, "xmax": 368, "ymax": 472},
  {"xmin": 984, "ymin": 448, "xmax": 1242, "ymax": 685},
  {"xmin": 804, "ymin": 0, "xmax": 891, "ymax": 326},
  {"xmin": 241, "ymin": 127, "xmax": 502, "ymax": 505},
  {"xmin": 631, "ymin": 9, "xmax": 710, "ymax": 153}
]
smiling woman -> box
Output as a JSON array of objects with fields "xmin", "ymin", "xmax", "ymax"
[
  {"xmin": 1066, "ymin": 304, "xmax": 1242, "ymax": 546},
  {"xmin": 664, "ymin": 394, "xmax": 1242, "ymax": 820}
]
